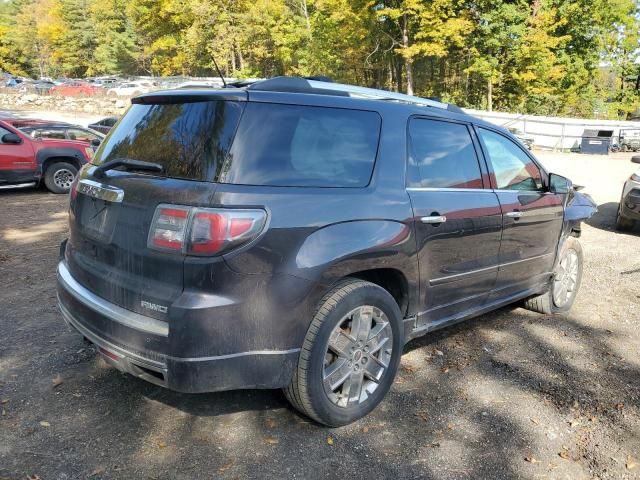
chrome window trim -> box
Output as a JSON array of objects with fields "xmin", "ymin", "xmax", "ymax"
[
  {"xmin": 406, "ymin": 187, "xmax": 490, "ymax": 193},
  {"xmin": 492, "ymin": 188, "xmax": 547, "ymax": 194},
  {"xmin": 57, "ymin": 261, "xmax": 169, "ymax": 337},
  {"xmin": 407, "ymin": 187, "xmax": 550, "ymax": 194}
]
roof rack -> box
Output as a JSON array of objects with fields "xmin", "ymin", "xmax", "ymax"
[{"xmin": 246, "ymin": 76, "xmax": 455, "ymax": 111}]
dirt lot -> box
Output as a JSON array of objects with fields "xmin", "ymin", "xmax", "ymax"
[{"xmin": 1, "ymin": 152, "xmax": 639, "ymax": 480}]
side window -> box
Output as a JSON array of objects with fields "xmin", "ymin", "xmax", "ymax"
[
  {"xmin": 407, "ymin": 118, "xmax": 483, "ymax": 189},
  {"xmin": 223, "ymin": 103, "xmax": 381, "ymax": 187},
  {"xmin": 67, "ymin": 129, "xmax": 97, "ymax": 141},
  {"xmin": 478, "ymin": 128, "xmax": 543, "ymax": 191},
  {"xmin": 38, "ymin": 129, "xmax": 66, "ymax": 140},
  {"xmin": 0, "ymin": 126, "xmax": 12, "ymax": 143}
]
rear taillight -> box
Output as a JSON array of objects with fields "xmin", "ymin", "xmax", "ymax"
[
  {"xmin": 70, "ymin": 177, "xmax": 79, "ymax": 200},
  {"xmin": 148, "ymin": 206, "xmax": 191, "ymax": 252},
  {"xmin": 148, "ymin": 204, "xmax": 266, "ymax": 256}
]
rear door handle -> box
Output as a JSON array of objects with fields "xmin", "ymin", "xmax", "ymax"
[
  {"xmin": 421, "ymin": 215, "xmax": 447, "ymax": 224},
  {"xmin": 506, "ymin": 211, "xmax": 523, "ymax": 219}
]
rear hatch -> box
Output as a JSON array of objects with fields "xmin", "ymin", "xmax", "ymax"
[{"xmin": 66, "ymin": 91, "xmax": 245, "ymax": 319}]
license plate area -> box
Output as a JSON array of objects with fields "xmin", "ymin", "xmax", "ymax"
[
  {"xmin": 77, "ymin": 197, "xmax": 120, "ymax": 243},
  {"xmin": 76, "ymin": 179, "xmax": 124, "ymax": 243}
]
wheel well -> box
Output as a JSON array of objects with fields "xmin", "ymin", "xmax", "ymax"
[
  {"xmin": 349, "ymin": 268, "xmax": 409, "ymax": 316},
  {"xmin": 42, "ymin": 156, "xmax": 81, "ymax": 174}
]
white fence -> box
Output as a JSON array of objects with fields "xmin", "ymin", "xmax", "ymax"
[{"xmin": 463, "ymin": 108, "xmax": 640, "ymax": 150}]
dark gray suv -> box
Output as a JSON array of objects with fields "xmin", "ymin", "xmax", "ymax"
[{"xmin": 57, "ymin": 77, "xmax": 597, "ymax": 426}]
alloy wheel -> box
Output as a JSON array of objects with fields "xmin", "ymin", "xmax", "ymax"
[
  {"xmin": 323, "ymin": 305, "xmax": 393, "ymax": 408},
  {"xmin": 553, "ymin": 249, "xmax": 579, "ymax": 307}
]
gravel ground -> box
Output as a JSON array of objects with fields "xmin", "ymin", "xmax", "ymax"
[{"xmin": 0, "ymin": 151, "xmax": 639, "ymax": 480}]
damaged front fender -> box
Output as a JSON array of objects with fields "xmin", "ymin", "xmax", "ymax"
[
  {"xmin": 560, "ymin": 189, "xmax": 598, "ymax": 243},
  {"xmin": 565, "ymin": 190, "xmax": 598, "ymax": 224}
]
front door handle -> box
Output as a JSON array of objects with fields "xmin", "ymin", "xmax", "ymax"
[
  {"xmin": 421, "ymin": 215, "xmax": 447, "ymax": 224},
  {"xmin": 506, "ymin": 211, "xmax": 523, "ymax": 219}
]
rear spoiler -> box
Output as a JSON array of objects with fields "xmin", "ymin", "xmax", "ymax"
[{"xmin": 132, "ymin": 90, "xmax": 248, "ymax": 104}]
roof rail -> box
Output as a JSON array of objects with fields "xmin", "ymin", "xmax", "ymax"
[
  {"xmin": 247, "ymin": 76, "xmax": 453, "ymax": 111},
  {"xmin": 307, "ymin": 80, "xmax": 449, "ymax": 110}
]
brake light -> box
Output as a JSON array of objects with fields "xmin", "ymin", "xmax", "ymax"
[
  {"xmin": 148, "ymin": 205, "xmax": 266, "ymax": 255},
  {"xmin": 70, "ymin": 177, "xmax": 79, "ymax": 200},
  {"xmin": 149, "ymin": 207, "xmax": 190, "ymax": 252}
]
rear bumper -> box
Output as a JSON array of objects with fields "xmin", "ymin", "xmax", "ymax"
[{"xmin": 56, "ymin": 260, "xmax": 300, "ymax": 393}]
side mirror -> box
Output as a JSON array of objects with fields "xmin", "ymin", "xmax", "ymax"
[
  {"xmin": 631, "ymin": 156, "xmax": 640, "ymax": 164},
  {"xmin": 90, "ymin": 138, "xmax": 101, "ymax": 147},
  {"xmin": 549, "ymin": 173, "xmax": 572, "ymax": 194},
  {"xmin": 2, "ymin": 133, "xmax": 22, "ymax": 145}
]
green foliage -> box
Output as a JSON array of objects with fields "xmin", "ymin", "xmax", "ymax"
[{"xmin": 0, "ymin": 0, "xmax": 637, "ymax": 119}]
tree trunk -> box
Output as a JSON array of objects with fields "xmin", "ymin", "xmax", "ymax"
[
  {"xmin": 300, "ymin": 0, "xmax": 312, "ymax": 39},
  {"xmin": 402, "ymin": 14, "xmax": 413, "ymax": 95},
  {"xmin": 487, "ymin": 77, "xmax": 493, "ymax": 111},
  {"xmin": 237, "ymin": 47, "xmax": 245, "ymax": 71},
  {"xmin": 396, "ymin": 57, "xmax": 403, "ymax": 93}
]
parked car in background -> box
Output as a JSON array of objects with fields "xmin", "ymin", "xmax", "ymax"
[
  {"xmin": 5, "ymin": 77, "xmax": 23, "ymax": 88},
  {"xmin": 88, "ymin": 116, "xmax": 119, "ymax": 134},
  {"xmin": 618, "ymin": 129, "xmax": 640, "ymax": 152},
  {"xmin": 508, "ymin": 127, "xmax": 535, "ymax": 150},
  {"xmin": 616, "ymin": 156, "xmax": 640, "ymax": 231},
  {"xmin": 0, "ymin": 118, "xmax": 94, "ymax": 193},
  {"xmin": 90, "ymin": 77, "xmax": 120, "ymax": 88},
  {"xmin": 17, "ymin": 80, "xmax": 56, "ymax": 95},
  {"xmin": 176, "ymin": 80, "xmax": 225, "ymax": 89},
  {"xmin": 50, "ymin": 81, "xmax": 103, "ymax": 96},
  {"xmin": 56, "ymin": 77, "xmax": 597, "ymax": 427},
  {"xmin": 15, "ymin": 122, "xmax": 104, "ymax": 145},
  {"xmin": 107, "ymin": 81, "xmax": 155, "ymax": 97}
]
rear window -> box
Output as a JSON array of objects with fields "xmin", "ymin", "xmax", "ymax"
[
  {"xmin": 93, "ymin": 101, "xmax": 243, "ymax": 181},
  {"xmin": 220, "ymin": 103, "xmax": 381, "ymax": 187}
]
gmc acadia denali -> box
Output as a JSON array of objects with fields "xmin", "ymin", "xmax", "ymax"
[{"xmin": 57, "ymin": 77, "xmax": 597, "ymax": 426}]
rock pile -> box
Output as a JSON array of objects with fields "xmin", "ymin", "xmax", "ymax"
[{"xmin": 0, "ymin": 92, "xmax": 128, "ymax": 115}]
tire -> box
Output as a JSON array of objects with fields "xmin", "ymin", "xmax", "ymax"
[
  {"xmin": 615, "ymin": 204, "xmax": 636, "ymax": 231},
  {"xmin": 524, "ymin": 236, "xmax": 583, "ymax": 315},
  {"xmin": 43, "ymin": 162, "xmax": 77, "ymax": 194},
  {"xmin": 284, "ymin": 278, "xmax": 403, "ymax": 426}
]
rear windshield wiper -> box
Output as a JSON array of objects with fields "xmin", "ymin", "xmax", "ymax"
[{"xmin": 94, "ymin": 159, "xmax": 164, "ymax": 179}]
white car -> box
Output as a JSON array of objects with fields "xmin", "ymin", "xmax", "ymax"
[
  {"xmin": 175, "ymin": 80, "xmax": 226, "ymax": 89},
  {"xmin": 107, "ymin": 81, "xmax": 155, "ymax": 97},
  {"xmin": 616, "ymin": 156, "xmax": 640, "ymax": 231}
]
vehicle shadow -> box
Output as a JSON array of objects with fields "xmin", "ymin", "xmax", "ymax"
[
  {"xmin": 106, "ymin": 302, "xmax": 639, "ymax": 479},
  {"xmin": 585, "ymin": 201, "xmax": 640, "ymax": 234}
]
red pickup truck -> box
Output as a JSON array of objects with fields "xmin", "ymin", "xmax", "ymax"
[{"xmin": 0, "ymin": 119, "xmax": 94, "ymax": 193}]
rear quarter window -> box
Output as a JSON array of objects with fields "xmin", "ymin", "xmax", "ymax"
[{"xmin": 221, "ymin": 103, "xmax": 381, "ymax": 187}]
